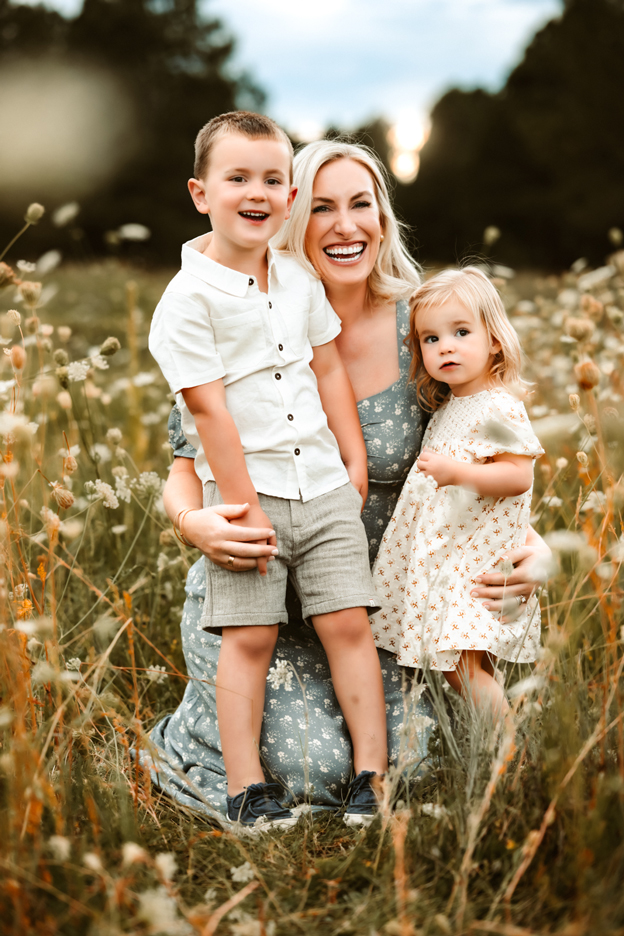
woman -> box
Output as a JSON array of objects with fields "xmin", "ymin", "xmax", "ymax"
[{"xmin": 145, "ymin": 141, "xmax": 549, "ymax": 819}]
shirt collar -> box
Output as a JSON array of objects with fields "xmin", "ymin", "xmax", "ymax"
[{"xmin": 182, "ymin": 234, "xmax": 282, "ymax": 297}]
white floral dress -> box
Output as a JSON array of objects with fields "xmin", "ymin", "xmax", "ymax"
[{"xmin": 371, "ymin": 388, "xmax": 544, "ymax": 671}]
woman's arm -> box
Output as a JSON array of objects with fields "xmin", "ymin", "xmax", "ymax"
[
  {"xmin": 470, "ymin": 525, "xmax": 553, "ymax": 621},
  {"xmin": 164, "ymin": 457, "xmax": 277, "ymax": 572}
]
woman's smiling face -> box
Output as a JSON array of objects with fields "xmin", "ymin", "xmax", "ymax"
[{"xmin": 304, "ymin": 158, "xmax": 383, "ymax": 289}]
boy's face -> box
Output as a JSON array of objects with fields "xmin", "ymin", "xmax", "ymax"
[{"xmin": 189, "ymin": 133, "xmax": 295, "ymax": 252}]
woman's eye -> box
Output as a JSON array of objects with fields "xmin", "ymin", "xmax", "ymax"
[
  {"xmin": 311, "ymin": 205, "xmax": 330, "ymax": 214},
  {"xmin": 353, "ymin": 201, "xmax": 371, "ymax": 209}
]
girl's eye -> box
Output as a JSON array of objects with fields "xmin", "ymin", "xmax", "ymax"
[
  {"xmin": 230, "ymin": 176, "xmax": 245, "ymax": 183},
  {"xmin": 423, "ymin": 335, "xmax": 438, "ymax": 344},
  {"xmin": 456, "ymin": 328, "xmax": 469, "ymax": 337}
]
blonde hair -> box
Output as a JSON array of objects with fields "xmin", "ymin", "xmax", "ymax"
[
  {"xmin": 272, "ymin": 139, "xmax": 421, "ymax": 304},
  {"xmin": 193, "ymin": 111, "xmax": 293, "ymax": 181},
  {"xmin": 408, "ymin": 266, "xmax": 529, "ymax": 412}
]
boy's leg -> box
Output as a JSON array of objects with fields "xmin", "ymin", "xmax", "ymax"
[
  {"xmin": 216, "ymin": 624, "xmax": 279, "ymax": 795},
  {"xmin": 312, "ymin": 607, "xmax": 387, "ymax": 776}
]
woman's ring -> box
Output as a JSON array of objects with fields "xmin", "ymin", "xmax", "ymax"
[
  {"xmin": 227, "ymin": 556, "xmax": 235, "ymax": 569},
  {"xmin": 515, "ymin": 594, "xmax": 527, "ymax": 607}
]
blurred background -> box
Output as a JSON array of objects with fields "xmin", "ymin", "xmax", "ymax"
[{"xmin": 1, "ymin": 0, "xmax": 623, "ymax": 270}]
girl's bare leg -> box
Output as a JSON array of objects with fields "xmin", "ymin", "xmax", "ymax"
[
  {"xmin": 216, "ymin": 623, "xmax": 279, "ymax": 796},
  {"xmin": 312, "ymin": 608, "xmax": 388, "ymax": 775},
  {"xmin": 444, "ymin": 650, "xmax": 509, "ymax": 719}
]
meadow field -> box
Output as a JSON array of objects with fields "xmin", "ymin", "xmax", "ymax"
[{"xmin": 1, "ymin": 217, "xmax": 623, "ymax": 935}]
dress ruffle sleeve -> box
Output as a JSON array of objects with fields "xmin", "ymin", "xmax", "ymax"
[
  {"xmin": 168, "ymin": 404, "xmax": 197, "ymax": 459},
  {"xmin": 463, "ymin": 391, "xmax": 544, "ymax": 461}
]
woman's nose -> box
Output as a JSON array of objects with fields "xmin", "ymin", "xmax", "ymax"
[{"xmin": 333, "ymin": 208, "xmax": 357, "ymax": 236}]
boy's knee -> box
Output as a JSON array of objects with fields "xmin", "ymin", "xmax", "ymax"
[
  {"xmin": 224, "ymin": 624, "xmax": 279, "ymax": 659},
  {"xmin": 313, "ymin": 607, "xmax": 371, "ymax": 645}
]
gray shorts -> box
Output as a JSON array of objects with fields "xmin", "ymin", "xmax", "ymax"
[{"xmin": 201, "ymin": 481, "xmax": 380, "ymax": 630}]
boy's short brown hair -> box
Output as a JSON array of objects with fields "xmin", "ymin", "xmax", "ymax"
[{"xmin": 193, "ymin": 111, "xmax": 293, "ymax": 181}]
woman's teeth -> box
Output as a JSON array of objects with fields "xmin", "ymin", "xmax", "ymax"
[{"xmin": 324, "ymin": 243, "xmax": 365, "ymax": 262}]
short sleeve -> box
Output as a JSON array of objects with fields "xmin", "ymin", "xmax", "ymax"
[
  {"xmin": 465, "ymin": 393, "xmax": 545, "ymax": 461},
  {"xmin": 149, "ymin": 291, "xmax": 225, "ymax": 394},
  {"xmin": 306, "ymin": 275, "xmax": 342, "ymax": 347},
  {"xmin": 168, "ymin": 404, "xmax": 197, "ymax": 459}
]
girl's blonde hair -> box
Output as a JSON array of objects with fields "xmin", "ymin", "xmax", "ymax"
[
  {"xmin": 272, "ymin": 139, "xmax": 421, "ymax": 304},
  {"xmin": 408, "ymin": 266, "xmax": 530, "ymax": 412}
]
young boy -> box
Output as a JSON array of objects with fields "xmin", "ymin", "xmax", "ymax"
[{"xmin": 149, "ymin": 111, "xmax": 387, "ymax": 828}]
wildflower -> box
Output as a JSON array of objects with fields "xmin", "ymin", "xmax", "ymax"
[
  {"xmin": 63, "ymin": 455, "xmax": 78, "ymax": 475},
  {"xmin": 67, "ymin": 361, "xmax": 90, "ymax": 382},
  {"xmin": 90, "ymin": 353, "xmax": 109, "ymax": 370},
  {"xmin": 50, "ymin": 481, "xmax": 74, "ymax": 509},
  {"xmin": 122, "ymin": 842, "xmax": 148, "ymax": 866},
  {"xmin": 93, "ymin": 479, "xmax": 119, "ymax": 509},
  {"xmin": 580, "ymin": 491, "xmax": 606, "ymax": 513},
  {"xmin": 37, "ymin": 250, "xmax": 62, "ymax": 275},
  {"xmin": 52, "ymin": 202, "xmax": 80, "ymax": 227},
  {"xmin": 65, "ymin": 657, "xmax": 81, "ymax": 672},
  {"xmin": 106, "ymin": 427, "xmax": 122, "ymax": 446},
  {"xmin": 118, "ymin": 223, "xmax": 151, "ymax": 241},
  {"xmin": 542, "ymin": 495, "xmax": 563, "ymax": 508},
  {"xmin": 137, "ymin": 887, "xmax": 188, "ymax": 934},
  {"xmin": 17, "ymin": 260, "xmax": 36, "ymax": 273},
  {"xmin": 90, "ymin": 443, "xmax": 111, "ymax": 463},
  {"xmin": 99, "ymin": 336, "xmax": 121, "ymax": 356},
  {"xmin": 25, "ymin": 203, "xmax": 45, "ymax": 224},
  {"xmin": 56, "ymin": 391, "xmax": 72, "ymax": 410},
  {"xmin": 83, "ymin": 852, "xmax": 103, "ymax": 873},
  {"xmin": 204, "ymin": 887, "xmax": 217, "ymax": 902},
  {"xmin": 132, "ymin": 471, "xmax": 164, "ymax": 498},
  {"xmin": 231, "ymin": 861, "xmax": 255, "ymax": 883},
  {"xmin": 157, "ymin": 553, "xmax": 170, "ymax": 573},
  {"xmin": 111, "ymin": 524, "xmax": 127, "ymax": 535},
  {"xmin": 40, "ymin": 505, "xmax": 61, "ymax": 531},
  {"xmin": 580, "ymin": 294, "xmax": 605, "ymax": 320},
  {"xmin": 33, "ymin": 375, "xmax": 57, "ymax": 398},
  {"xmin": 9, "ymin": 345, "xmax": 26, "ymax": 370},
  {"xmin": 507, "ymin": 674, "xmax": 546, "ymax": 699},
  {"xmin": 18, "ymin": 281, "xmax": 42, "ymax": 307},
  {"xmin": 483, "ymin": 226, "xmax": 501, "ymax": 246},
  {"xmin": 267, "ymin": 658, "xmax": 294, "ymax": 692},
  {"xmin": 56, "ymin": 366, "xmax": 69, "ymax": 388},
  {"xmin": 569, "ymin": 393, "xmax": 581, "ymax": 412},
  {"xmin": 574, "ymin": 359, "xmax": 601, "ymax": 391},
  {"xmin": 6, "ymin": 309, "xmax": 20, "ymax": 325},
  {"xmin": 564, "ymin": 317, "xmax": 594, "ymax": 341},
  {"xmin": 576, "ymin": 451, "xmax": 589, "ymax": 468},
  {"xmin": 48, "ymin": 835, "xmax": 71, "ymax": 861},
  {"xmin": 25, "ymin": 315, "xmax": 39, "ymax": 334},
  {"xmin": 146, "ymin": 664, "xmax": 168, "ymax": 684},
  {"xmin": 57, "ymin": 326, "xmax": 72, "ymax": 342},
  {"xmin": 32, "ymin": 661, "xmax": 57, "ymax": 684},
  {"xmin": 583, "ymin": 414, "xmax": 597, "ymax": 434},
  {"xmin": 0, "ymin": 262, "xmax": 17, "ymax": 287},
  {"xmin": 555, "ymin": 457, "xmax": 568, "ymax": 470},
  {"xmin": 60, "ymin": 518, "xmax": 84, "ymax": 539},
  {"xmin": 155, "ymin": 852, "xmax": 177, "ymax": 882},
  {"xmin": 53, "ymin": 349, "xmax": 69, "ymax": 366},
  {"xmin": 113, "ymin": 467, "xmax": 132, "ymax": 503},
  {"xmin": 421, "ymin": 803, "xmax": 448, "ymax": 819}
]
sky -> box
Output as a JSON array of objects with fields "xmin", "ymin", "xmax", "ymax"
[{"xmin": 17, "ymin": 0, "xmax": 562, "ymax": 139}]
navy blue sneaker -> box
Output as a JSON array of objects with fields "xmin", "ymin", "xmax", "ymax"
[
  {"xmin": 226, "ymin": 782, "xmax": 297, "ymax": 831},
  {"xmin": 343, "ymin": 770, "xmax": 382, "ymax": 827}
]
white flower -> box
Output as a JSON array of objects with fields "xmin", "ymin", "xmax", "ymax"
[
  {"xmin": 40, "ymin": 505, "xmax": 61, "ymax": 531},
  {"xmin": 507, "ymin": 674, "xmax": 547, "ymax": 699},
  {"xmin": 52, "ymin": 202, "xmax": 80, "ymax": 227},
  {"xmin": 90, "ymin": 479, "xmax": 119, "ymax": 509},
  {"xmin": 204, "ymin": 887, "xmax": 217, "ymax": 902},
  {"xmin": 146, "ymin": 664, "xmax": 168, "ymax": 684},
  {"xmin": 111, "ymin": 524, "xmax": 127, "ymax": 535},
  {"xmin": 65, "ymin": 657, "xmax": 81, "ymax": 672},
  {"xmin": 114, "ymin": 475, "xmax": 132, "ymax": 503},
  {"xmin": 132, "ymin": 471, "xmax": 164, "ymax": 498},
  {"xmin": 122, "ymin": 842, "xmax": 147, "ymax": 865},
  {"xmin": 421, "ymin": 803, "xmax": 447, "ymax": 819},
  {"xmin": 230, "ymin": 861, "xmax": 255, "ymax": 883},
  {"xmin": 83, "ymin": 852, "xmax": 103, "ymax": 872},
  {"xmin": 155, "ymin": 852, "xmax": 177, "ymax": 882},
  {"xmin": 90, "ymin": 354, "xmax": 109, "ymax": 371},
  {"xmin": 67, "ymin": 361, "xmax": 90, "ymax": 382},
  {"xmin": 48, "ymin": 835, "xmax": 71, "ymax": 861},
  {"xmin": 118, "ymin": 223, "xmax": 151, "ymax": 241},
  {"xmin": 37, "ymin": 250, "xmax": 62, "ymax": 275},
  {"xmin": 136, "ymin": 886, "xmax": 190, "ymax": 934},
  {"xmin": 542, "ymin": 496, "xmax": 563, "ymax": 508},
  {"xmin": 555, "ymin": 457, "xmax": 568, "ymax": 470},
  {"xmin": 17, "ymin": 260, "xmax": 36, "ymax": 273},
  {"xmin": 267, "ymin": 658, "xmax": 294, "ymax": 692}
]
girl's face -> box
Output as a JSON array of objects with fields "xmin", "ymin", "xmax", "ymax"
[
  {"xmin": 304, "ymin": 158, "xmax": 383, "ymax": 290},
  {"xmin": 416, "ymin": 297, "xmax": 501, "ymax": 397}
]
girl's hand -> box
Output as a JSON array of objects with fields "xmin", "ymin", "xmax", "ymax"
[
  {"xmin": 470, "ymin": 539, "xmax": 553, "ymax": 623},
  {"xmin": 183, "ymin": 503, "xmax": 278, "ymax": 573},
  {"xmin": 416, "ymin": 449, "xmax": 458, "ymax": 487}
]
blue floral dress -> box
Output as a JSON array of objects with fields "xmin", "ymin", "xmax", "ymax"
[{"xmin": 144, "ymin": 301, "xmax": 433, "ymax": 819}]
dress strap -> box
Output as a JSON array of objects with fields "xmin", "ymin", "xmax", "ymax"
[{"xmin": 396, "ymin": 299, "xmax": 412, "ymax": 379}]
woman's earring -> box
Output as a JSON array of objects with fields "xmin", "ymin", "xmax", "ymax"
[{"xmin": 380, "ymin": 234, "xmax": 384, "ymax": 242}]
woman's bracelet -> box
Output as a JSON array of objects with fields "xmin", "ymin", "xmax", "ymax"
[{"xmin": 172, "ymin": 507, "xmax": 198, "ymax": 548}]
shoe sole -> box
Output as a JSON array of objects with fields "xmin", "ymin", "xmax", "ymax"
[
  {"xmin": 343, "ymin": 813, "xmax": 376, "ymax": 828},
  {"xmin": 233, "ymin": 816, "xmax": 299, "ymax": 835}
]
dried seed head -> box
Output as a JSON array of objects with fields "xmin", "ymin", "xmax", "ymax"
[
  {"xmin": 564, "ymin": 317, "xmax": 594, "ymax": 342},
  {"xmin": 55, "ymin": 366, "xmax": 69, "ymax": 389},
  {"xmin": 50, "ymin": 481, "xmax": 75, "ymax": 509},
  {"xmin": 6, "ymin": 309, "xmax": 20, "ymax": 326},
  {"xmin": 583, "ymin": 414, "xmax": 597, "ymax": 434},
  {"xmin": 25, "ymin": 315, "xmax": 40, "ymax": 334},
  {"xmin": 576, "ymin": 451, "xmax": 589, "ymax": 468},
  {"xmin": 57, "ymin": 326, "xmax": 72, "ymax": 342},
  {"xmin": 40, "ymin": 337, "xmax": 52, "ymax": 354},
  {"xmin": 569, "ymin": 393, "xmax": 581, "ymax": 412},
  {"xmin": 99, "ymin": 336, "xmax": 121, "ymax": 356},
  {"xmin": 0, "ymin": 262, "xmax": 17, "ymax": 288},
  {"xmin": 18, "ymin": 281, "xmax": 42, "ymax": 307},
  {"xmin": 56, "ymin": 391, "xmax": 72, "ymax": 410},
  {"xmin": 555, "ymin": 457, "xmax": 569, "ymax": 470},
  {"xmin": 25, "ymin": 203, "xmax": 45, "ymax": 224},
  {"xmin": 106, "ymin": 427, "xmax": 122, "ymax": 446},
  {"xmin": 580, "ymin": 294, "xmax": 604, "ymax": 321},
  {"xmin": 64, "ymin": 454, "xmax": 78, "ymax": 473},
  {"xmin": 9, "ymin": 345, "xmax": 26, "ymax": 370},
  {"xmin": 53, "ymin": 348, "xmax": 69, "ymax": 366},
  {"xmin": 574, "ymin": 360, "xmax": 601, "ymax": 391}
]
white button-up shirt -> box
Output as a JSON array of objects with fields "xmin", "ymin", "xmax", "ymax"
[{"xmin": 149, "ymin": 234, "xmax": 350, "ymax": 501}]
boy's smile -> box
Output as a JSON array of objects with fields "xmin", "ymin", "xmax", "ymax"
[{"xmin": 188, "ymin": 132, "xmax": 296, "ymax": 271}]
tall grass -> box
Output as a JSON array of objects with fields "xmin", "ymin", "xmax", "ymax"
[{"xmin": 1, "ymin": 216, "xmax": 623, "ymax": 935}]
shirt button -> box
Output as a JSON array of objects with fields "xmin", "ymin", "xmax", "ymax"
[
  {"xmin": 268, "ymin": 301, "xmax": 272, "ymax": 309},
  {"xmin": 275, "ymin": 373, "xmax": 281, "ymax": 380},
  {"xmin": 248, "ymin": 277, "xmax": 254, "ymax": 286},
  {"xmin": 294, "ymin": 448, "xmax": 300, "ymax": 456},
  {"xmin": 287, "ymin": 413, "xmax": 294, "ymax": 421},
  {"xmin": 278, "ymin": 343, "xmax": 283, "ymax": 351}
]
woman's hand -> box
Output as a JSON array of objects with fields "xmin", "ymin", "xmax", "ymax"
[
  {"xmin": 183, "ymin": 503, "xmax": 278, "ymax": 573},
  {"xmin": 470, "ymin": 531, "xmax": 553, "ymax": 622}
]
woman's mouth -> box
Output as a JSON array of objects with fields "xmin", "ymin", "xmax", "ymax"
[
  {"xmin": 323, "ymin": 242, "xmax": 366, "ymax": 264},
  {"xmin": 239, "ymin": 210, "xmax": 269, "ymax": 224}
]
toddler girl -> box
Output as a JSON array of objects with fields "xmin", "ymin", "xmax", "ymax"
[{"xmin": 371, "ymin": 267, "xmax": 544, "ymax": 717}]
